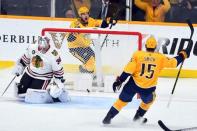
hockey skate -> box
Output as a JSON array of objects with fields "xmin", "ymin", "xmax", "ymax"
[
  {"xmin": 133, "ymin": 112, "xmax": 148, "ymax": 124},
  {"xmin": 102, "ymin": 113, "xmax": 113, "ymax": 124}
]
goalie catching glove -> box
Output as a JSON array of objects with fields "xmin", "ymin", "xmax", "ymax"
[
  {"xmin": 49, "ymin": 78, "xmax": 65, "ymax": 98},
  {"xmin": 112, "ymin": 76, "xmax": 122, "ymax": 92}
]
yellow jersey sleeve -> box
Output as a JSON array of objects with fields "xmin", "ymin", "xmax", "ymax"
[
  {"xmin": 162, "ymin": 0, "xmax": 171, "ymax": 13},
  {"xmin": 161, "ymin": 56, "xmax": 177, "ymax": 68},
  {"xmin": 88, "ymin": 18, "xmax": 101, "ymax": 27}
]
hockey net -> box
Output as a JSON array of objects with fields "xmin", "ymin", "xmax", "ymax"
[{"xmin": 41, "ymin": 28, "xmax": 142, "ymax": 92}]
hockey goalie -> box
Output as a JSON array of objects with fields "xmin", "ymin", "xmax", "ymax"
[{"xmin": 12, "ymin": 37, "xmax": 69, "ymax": 104}]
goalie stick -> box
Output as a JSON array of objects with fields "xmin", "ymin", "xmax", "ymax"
[
  {"xmin": 167, "ymin": 19, "xmax": 194, "ymax": 107},
  {"xmin": 158, "ymin": 120, "xmax": 197, "ymax": 131},
  {"xmin": 1, "ymin": 75, "xmax": 17, "ymax": 96}
]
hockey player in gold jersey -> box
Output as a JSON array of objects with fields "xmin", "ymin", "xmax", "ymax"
[
  {"xmin": 102, "ymin": 36, "xmax": 190, "ymax": 124},
  {"xmin": 66, "ymin": 6, "xmax": 109, "ymax": 73}
]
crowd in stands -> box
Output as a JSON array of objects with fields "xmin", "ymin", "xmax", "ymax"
[{"xmin": 0, "ymin": 0, "xmax": 196, "ymax": 23}]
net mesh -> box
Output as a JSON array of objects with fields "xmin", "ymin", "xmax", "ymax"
[{"xmin": 41, "ymin": 28, "xmax": 142, "ymax": 92}]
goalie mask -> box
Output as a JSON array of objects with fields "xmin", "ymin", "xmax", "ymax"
[{"xmin": 38, "ymin": 37, "xmax": 50, "ymax": 54}]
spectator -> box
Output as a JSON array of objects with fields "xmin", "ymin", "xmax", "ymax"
[
  {"xmin": 56, "ymin": 0, "xmax": 73, "ymax": 17},
  {"xmin": 166, "ymin": 0, "xmax": 193, "ymax": 23},
  {"xmin": 65, "ymin": 8, "xmax": 75, "ymax": 18},
  {"xmin": 190, "ymin": 0, "xmax": 197, "ymax": 23},
  {"xmin": 106, "ymin": 0, "xmax": 126, "ymax": 20},
  {"xmin": 165, "ymin": 0, "xmax": 180, "ymax": 22},
  {"xmin": 135, "ymin": 0, "xmax": 171, "ymax": 22},
  {"xmin": 178, "ymin": 0, "xmax": 193, "ymax": 22},
  {"xmin": 132, "ymin": 0, "xmax": 145, "ymax": 21},
  {"xmin": 56, "ymin": 0, "xmax": 126, "ymax": 20},
  {"xmin": 0, "ymin": 0, "xmax": 7, "ymax": 15}
]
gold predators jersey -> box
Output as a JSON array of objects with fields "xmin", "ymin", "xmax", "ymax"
[
  {"xmin": 124, "ymin": 51, "xmax": 177, "ymax": 89},
  {"xmin": 66, "ymin": 18, "xmax": 101, "ymax": 48}
]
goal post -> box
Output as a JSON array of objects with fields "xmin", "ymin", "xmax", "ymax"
[{"xmin": 41, "ymin": 28, "xmax": 142, "ymax": 92}]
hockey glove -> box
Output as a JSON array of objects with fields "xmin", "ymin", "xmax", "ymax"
[
  {"xmin": 49, "ymin": 78, "xmax": 65, "ymax": 98},
  {"xmin": 54, "ymin": 78, "xmax": 65, "ymax": 89},
  {"xmin": 12, "ymin": 63, "xmax": 25, "ymax": 76},
  {"xmin": 112, "ymin": 76, "xmax": 122, "ymax": 92},
  {"xmin": 109, "ymin": 17, "xmax": 117, "ymax": 26},
  {"xmin": 178, "ymin": 49, "xmax": 190, "ymax": 59},
  {"xmin": 100, "ymin": 20, "xmax": 109, "ymax": 28}
]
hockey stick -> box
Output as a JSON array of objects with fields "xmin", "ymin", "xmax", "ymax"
[
  {"xmin": 100, "ymin": 5, "xmax": 129, "ymax": 49},
  {"xmin": 1, "ymin": 75, "xmax": 17, "ymax": 96},
  {"xmin": 167, "ymin": 19, "xmax": 194, "ymax": 107},
  {"xmin": 158, "ymin": 120, "xmax": 197, "ymax": 131}
]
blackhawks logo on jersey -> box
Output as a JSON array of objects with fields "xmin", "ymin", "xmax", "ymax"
[{"xmin": 32, "ymin": 55, "xmax": 43, "ymax": 68}]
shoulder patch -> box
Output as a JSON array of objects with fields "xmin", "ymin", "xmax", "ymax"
[{"xmin": 51, "ymin": 50, "xmax": 58, "ymax": 56}]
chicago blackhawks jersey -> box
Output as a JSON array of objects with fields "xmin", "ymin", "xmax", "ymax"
[
  {"xmin": 124, "ymin": 50, "xmax": 177, "ymax": 88},
  {"xmin": 66, "ymin": 17, "xmax": 101, "ymax": 48},
  {"xmin": 20, "ymin": 43, "xmax": 64, "ymax": 80}
]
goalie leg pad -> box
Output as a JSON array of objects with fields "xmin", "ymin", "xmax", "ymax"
[
  {"xmin": 25, "ymin": 88, "xmax": 53, "ymax": 104},
  {"xmin": 58, "ymin": 89, "xmax": 70, "ymax": 103},
  {"xmin": 49, "ymin": 84, "xmax": 70, "ymax": 102},
  {"xmin": 49, "ymin": 84, "xmax": 64, "ymax": 98}
]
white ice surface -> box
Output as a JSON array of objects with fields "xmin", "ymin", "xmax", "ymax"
[{"xmin": 0, "ymin": 68, "xmax": 197, "ymax": 131}]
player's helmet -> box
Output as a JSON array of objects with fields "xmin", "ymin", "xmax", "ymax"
[
  {"xmin": 145, "ymin": 36, "xmax": 157, "ymax": 49},
  {"xmin": 78, "ymin": 6, "xmax": 89, "ymax": 16},
  {"xmin": 38, "ymin": 37, "xmax": 50, "ymax": 54}
]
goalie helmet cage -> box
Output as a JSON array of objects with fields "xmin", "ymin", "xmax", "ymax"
[{"xmin": 41, "ymin": 28, "xmax": 142, "ymax": 92}]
